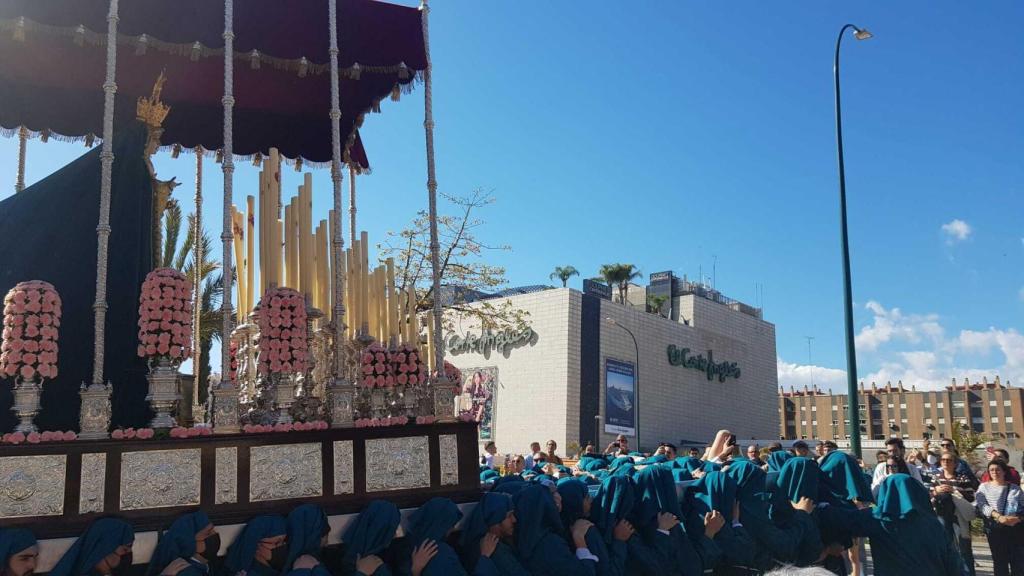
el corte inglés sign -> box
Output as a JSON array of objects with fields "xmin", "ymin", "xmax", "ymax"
[
  {"xmin": 448, "ymin": 327, "xmax": 535, "ymax": 356},
  {"xmin": 666, "ymin": 345, "xmax": 741, "ymax": 382}
]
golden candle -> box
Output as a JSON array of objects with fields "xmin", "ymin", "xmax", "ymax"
[
  {"xmin": 359, "ymin": 231, "xmax": 368, "ymax": 334},
  {"xmin": 426, "ymin": 314, "xmax": 434, "ymax": 373},
  {"xmin": 258, "ymin": 169, "xmax": 266, "ymax": 297},
  {"xmin": 385, "ymin": 258, "xmax": 397, "ymax": 343},
  {"xmin": 350, "ymin": 241, "xmax": 360, "ymax": 333},
  {"xmin": 300, "ymin": 174, "xmax": 313, "ymax": 300},
  {"xmin": 231, "ymin": 207, "xmax": 245, "ymax": 321},
  {"xmin": 246, "ymin": 195, "xmax": 255, "ymax": 318}
]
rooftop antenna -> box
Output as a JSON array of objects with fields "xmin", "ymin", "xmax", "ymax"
[
  {"xmin": 712, "ymin": 254, "xmax": 717, "ymax": 290},
  {"xmin": 806, "ymin": 336, "xmax": 815, "ymax": 389}
]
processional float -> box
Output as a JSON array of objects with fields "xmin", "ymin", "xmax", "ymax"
[{"xmin": 0, "ymin": 0, "xmax": 474, "ymax": 541}]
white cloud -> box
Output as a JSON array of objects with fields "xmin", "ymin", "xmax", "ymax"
[
  {"xmin": 854, "ymin": 300, "xmax": 944, "ymax": 351},
  {"xmin": 940, "ymin": 219, "xmax": 972, "ymax": 243},
  {"xmin": 781, "ymin": 302, "xmax": 1024, "ymax": 393},
  {"xmin": 777, "ymin": 358, "xmax": 848, "ymax": 393}
]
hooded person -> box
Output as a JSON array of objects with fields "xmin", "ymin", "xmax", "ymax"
[
  {"xmin": 481, "ymin": 469, "xmax": 502, "ymax": 484},
  {"xmin": 147, "ymin": 511, "xmax": 220, "ymax": 576},
  {"xmin": 460, "ymin": 493, "xmax": 529, "ymax": 576},
  {"xmin": 283, "ymin": 504, "xmax": 330, "ymax": 576},
  {"xmin": 672, "ymin": 457, "xmax": 703, "ymax": 474},
  {"xmin": 764, "ymin": 451, "xmax": 795, "ymax": 525},
  {"xmin": 406, "ymin": 497, "xmax": 496, "ymax": 576},
  {"xmin": 818, "ymin": 450, "xmax": 873, "ymax": 507},
  {"xmin": 725, "ymin": 459, "xmax": 815, "ymax": 569},
  {"xmin": 557, "ymin": 479, "xmax": 628, "ymax": 576},
  {"xmin": 512, "ymin": 484, "xmax": 598, "ymax": 576},
  {"xmin": 578, "ymin": 454, "xmax": 610, "ymax": 473},
  {"xmin": 49, "ymin": 518, "xmax": 134, "ymax": 576},
  {"xmin": 223, "ymin": 516, "xmax": 288, "ymax": 576},
  {"xmin": 340, "ymin": 501, "xmax": 401, "ymax": 576},
  {"xmin": 772, "ymin": 457, "xmax": 826, "ymax": 567},
  {"xmin": 826, "ymin": 474, "xmax": 962, "ymax": 575},
  {"xmin": 682, "ymin": 470, "xmax": 753, "ymax": 571},
  {"xmin": 633, "ymin": 465, "xmax": 715, "ymax": 576},
  {"xmin": 1, "ymin": 529, "xmax": 37, "ymax": 576}
]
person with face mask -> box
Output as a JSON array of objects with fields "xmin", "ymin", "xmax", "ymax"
[
  {"xmin": 223, "ymin": 516, "xmax": 288, "ymax": 576},
  {"xmin": 0, "ymin": 529, "xmax": 37, "ymax": 576},
  {"xmin": 49, "ymin": 518, "xmax": 134, "ymax": 576},
  {"xmin": 460, "ymin": 493, "xmax": 528, "ymax": 576},
  {"xmin": 147, "ymin": 511, "xmax": 220, "ymax": 576}
]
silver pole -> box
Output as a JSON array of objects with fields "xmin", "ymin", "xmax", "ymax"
[{"xmin": 220, "ymin": 0, "xmax": 235, "ymax": 380}]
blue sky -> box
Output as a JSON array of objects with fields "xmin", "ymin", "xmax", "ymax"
[{"xmin": 1, "ymin": 1, "xmax": 1021, "ymax": 391}]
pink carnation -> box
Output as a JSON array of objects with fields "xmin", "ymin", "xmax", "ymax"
[
  {"xmin": 26, "ymin": 432, "xmax": 41, "ymax": 444},
  {"xmin": 62, "ymin": 431, "xmax": 77, "ymax": 441},
  {"xmin": 9, "ymin": 432, "xmax": 25, "ymax": 444},
  {"xmin": 40, "ymin": 431, "xmax": 55, "ymax": 442},
  {"xmin": 112, "ymin": 429, "xmax": 125, "ymax": 440}
]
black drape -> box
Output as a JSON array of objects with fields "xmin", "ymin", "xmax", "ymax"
[{"xmin": 0, "ymin": 121, "xmax": 153, "ymax": 432}]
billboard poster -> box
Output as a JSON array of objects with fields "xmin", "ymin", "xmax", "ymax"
[
  {"xmin": 604, "ymin": 358, "xmax": 636, "ymax": 436},
  {"xmin": 457, "ymin": 367, "xmax": 499, "ymax": 441}
]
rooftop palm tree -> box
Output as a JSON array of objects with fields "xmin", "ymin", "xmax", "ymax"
[
  {"xmin": 160, "ymin": 200, "xmax": 222, "ymax": 409},
  {"xmin": 549, "ymin": 265, "xmax": 579, "ymax": 288},
  {"xmin": 598, "ymin": 263, "xmax": 642, "ymax": 305}
]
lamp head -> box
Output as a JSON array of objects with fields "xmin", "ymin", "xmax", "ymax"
[{"xmin": 853, "ymin": 27, "xmax": 873, "ymax": 41}]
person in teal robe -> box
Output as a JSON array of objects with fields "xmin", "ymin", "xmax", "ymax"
[
  {"xmin": 49, "ymin": 518, "xmax": 134, "ymax": 576},
  {"xmin": 772, "ymin": 456, "xmax": 826, "ymax": 567},
  {"xmin": 481, "ymin": 469, "xmax": 502, "ymax": 483},
  {"xmin": 672, "ymin": 457, "xmax": 703, "ymax": 474},
  {"xmin": 1, "ymin": 529, "xmax": 37, "ymax": 576},
  {"xmin": 493, "ymin": 478, "xmax": 530, "ymax": 496},
  {"xmin": 818, "ymin": 451, "xmax": 873, "ymax": 506},
  {"xmin": 636, "ymin": 455, "xmax": 668, "ymax": 466},
  {"xmin": 579, "ymin": 454, "xmax": 610, "ymax": 472},
  {"xmin": 460, "ymin": 493, "xmax": 529, "ymax": 576},
  {"xmin": 683, "ymin": 470, "xmax": 754, "ymax": 571},
  {"xmin": 589, "ymin": 474, "xmax": 665, "ymax": 576},
  {"xmin": 766, "ymin": 452, "xmax": 792, "ymax": 474},
  {"xmin": 223, "ymin": 516, "xmax": 287, "ymax": 576},
  {"xmin": 407, "ymin": 497, "xmax": 496, "ymax": 576},
  {"xmin": 284, "ymin": 504, "xmax": 330, "ymax": 576},
  {"xmin": 513, "ymin": 484, "xmax": 597, "ymax": 576},
  {"xmin": 558, "ymin": 479, "xmax": 627, "ymax": 576},
  {"xmin": 634, "ymin": 465, "xmax": 719, "ymax": 576},
  {"xmin": 827, "ymin": 474, "xmax": 962, "ymax": 576},
  {"xmin": 147, "ymin": 511, "xmax": 219, "ymax": 576},
  {"xmin": 726, "ymin": 459, "xmax": 816, "ymax": 569},
  {"xmin": 341, "ymin": 501, "xmax": 401, "ymax": 576}
]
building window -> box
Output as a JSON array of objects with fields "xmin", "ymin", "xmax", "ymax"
[
  {"xmin": 801, "ymin": 406, "xmax": 807, "ymax": 411},
  {"xmin": 953, "ymin": 401, "xmax": 965, "ymax": 408},
  {"xmin": 937, "ymin": 402, "xmax": 945, "ymax": 409},
  {"xmin": 900, "ymin": 403, "xmax": 907, "ymax": 409},
  {"xmin": 812, "ymin": 420, "xmax": 818, "ymax": 426},
  {"xmin": 939, "ymin": 418, "xmax": 946, "ymax": 424},
  {"xmin": 812, "ymin": 406, "xmax": 817, "ymax": 411},
  {"xmin": 990, "ymin": 400, "xmax": 998, "ymax": 407},
  {"xmin": 887, "ymin": 403, "xmax": 894, "ymax": 408},
  {"xmin": 1005, "ymin": 400, "xmax": 1012, "ymax": 406},
  {"xmin": 925, "ymin": 418, "xmax": 933, "ymax": 425},
  {"xmin": 991, "ymin": 417, "xmax": 1000, "ymax": 424},
  {"xmin": 901, "ymin": 418, "xmax": 908, "ymax": 423},
  {"xmin": 972, "ymin": 417, "xmax": 984, "ymax": 424},
  {"xmin": 832, "ymin": 405, "xmax": 838, "ymax": 411},
  {"xmin": 924, "ymin": 402, "xmax": 931, "ymax": 408},
  {"xmin": 801, "ymin": 421, "xmax": 807, "ymax": 426},
  {"xmin": 1007, "ymin": 417, "xmax": 1014, "ymax": 424}
]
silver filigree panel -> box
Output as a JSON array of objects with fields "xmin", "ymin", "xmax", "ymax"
[
  {"xmin": 365, "ymin": 436, "xmax": 430, "ymax": 492},
  {"xmin": 215, "ymin": 447, "xmax": 238, "ymax": 504},
  {"xmin": 439, "ymin": 434, "xmax": 459, "ymax": 486},
  {"xmin": 332, "ymin": 440, "xmax": 354, "ymax": 495},
  {"xmin": 249, "ymin": 443, "xmax": 322, "ymax": 502},
  {"xmin": 79, "ymin": 453, "xmax": 106, "ymax": 513},
  {"xmin": 0, "ymin": 455, "xmax": 66, "ymax": 518},
  {"xmin": 120, "ymin": 449, "xmax": 201, "ymax": 510}
]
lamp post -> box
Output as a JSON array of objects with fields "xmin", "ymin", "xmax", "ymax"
[
  {"xmin": 605, "ymin": 317, "xmax": 640, "ymax": 451},
  {"xmin": 834, "ymin": 23, "xmax": 872, "ymax": 458}
]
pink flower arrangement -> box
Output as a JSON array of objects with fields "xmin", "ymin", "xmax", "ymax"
[
  {"xmin": 443, "ymin": 361, "xmax": 463, "ymax": 390},
  {"xmin": 359, "ymin": 342, "xmax": 393, "ymax": 388},
  {"xmin": 2, "ymin": 430, "xmax": 75, "ymax": 444},
  {"xmin": 415, "ymin": 415, "xmax": 437, "ymax": 425},
  {"xmin": 228, "ymin": 340, "xmax": 239, "ymax": 382},
  {"xmin": 169, "ymin": 426, "xmax": 212, "ymax": 438},
  {"xmin": 354, "ymin": 416, "xmax": 409, "ymax": 428},
  {"xmin": 390, "ymin": 344, "xmax": 424, "ymax": 387},
  {"xmin": 1, "ymin": 280, "xmax": 62, "ymax": 381},
  {"xmin": 136, "ymin": 268, "xmax": 192, "ymax": 363},
  {"xmin": 111, "ymin": 427, "xmax": 156, "ymax": 440},
  {"xmin": 257, "ymin": 287, "xmax": 308, "ymax": 375}
]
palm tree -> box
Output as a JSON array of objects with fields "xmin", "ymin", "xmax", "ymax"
[
  {"xmin": 647, "ymin": 294, "xmax": 668, "ymax": 317},
  {"xmin": 598, "ymin": 263, "xmax": 642, "ymax": 305},
  {"xmin": 549, "ymin": 265, "xmax": 579, "ymax": 288},
  {"xmin": 160, "ymin": 200, "xmax": 222, "ymax": 407}
]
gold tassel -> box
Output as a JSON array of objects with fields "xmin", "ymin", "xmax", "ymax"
[
  {"xmin": 215, "ymin": 149, "xmax": 224, "ymax": 164},
  {"xmin": 298, "ymin": 57, "xmax": 309, "ymax": 78},
  {"xmin": 85, "ymin": 133, "xmax": 95, "ymax": 148},
  {"xmin": 252, "ymin": 152, "xmax": 263, "ymax": 166},
  {"xmin": 349, "ymin": 62, "xmax": 361, "ymax": 80},
  {"xmin": 171, "ymin": 143, "xmax": 182, "ymax": 159},
  {"xmin": 397, "ymin": 61, "xmax": 410, "ymax": 80},
  {"xmin": 371, "ymin": 101, "xmax": 381, "ymax": 114},
  {"xmin": 135, "ymin": 34, "xmax": 148, "ymax": 55},
  {"xmin": 40, "ymin": 129, "xmax": 50, "ymax": 144},
  {"xmin": 190, "ymin": 41, "xmax": 202, "ymax": 62},
  {"xmin": 390, "ymin": 84, "xmax": 402, "ymax": 102},
  {"xmin": 294, "ymin": 157, "xmax": 303, "ymax": 172},
  {"xmin": 14, "ymin": 17, "xmax": 27, "ymax": 42},
  {"xmin": 74, "ymin": 24, "xmax": 86, "ymax": 46},
  {"xmin": 249, "ymin": 49, "xmax": 261, "ymax": 70}
]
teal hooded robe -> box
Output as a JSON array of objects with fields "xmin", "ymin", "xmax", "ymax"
[
  {"xmin": 460, "ymin": 492, "xmax": 530, "ymax": 576},
  {"xmin": 407, "ymin": 497, "xmax": 496, "ymax": 576},
  {"xmin": 634, "ymin": 465, "xmax": 716, "ymax": 576},
  {"xmin": 512, "ymin": 485, "xmax": 596, "ymax": 576},
  {"xmin": 683, "ymin": 470, "xmax": 754, "ymax": 571},
  {"xmin": 223, "ymin": 516, "xmax": 286, "ymax": 576},
  {"xmin": 342, "ymin": 501, "xmax": 401, "ymax": 576},
  {"xmin": 50, "ymin": 518, "xmax": 134, "ymax": 576}
]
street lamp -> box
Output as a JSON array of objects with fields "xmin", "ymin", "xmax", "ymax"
[
  {"xmin": 605, "ymin": 317, "xmax": 640, "ymax": 450},
  {"xmin": 834, "ymin": 23, "xmax": 872, "ymax": 458}
]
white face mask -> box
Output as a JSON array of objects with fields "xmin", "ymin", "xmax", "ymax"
[{"xmin": 927, "ymin": 454, "xmax": 938, "ymax": 466}]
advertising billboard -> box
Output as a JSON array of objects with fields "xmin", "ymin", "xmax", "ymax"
[{"xmin": 604, "ymin": 358, "xmax": 636, "ymax": 436}]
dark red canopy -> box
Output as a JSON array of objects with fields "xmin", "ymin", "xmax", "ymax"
[{"xmin": 0, "ymin": 0, "xmax": 428, "ymax": 169}]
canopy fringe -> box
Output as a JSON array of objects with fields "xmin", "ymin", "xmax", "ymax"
[{"xmin": 0, "ymin": 18, "xmax": 425, "ymax": 80}]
